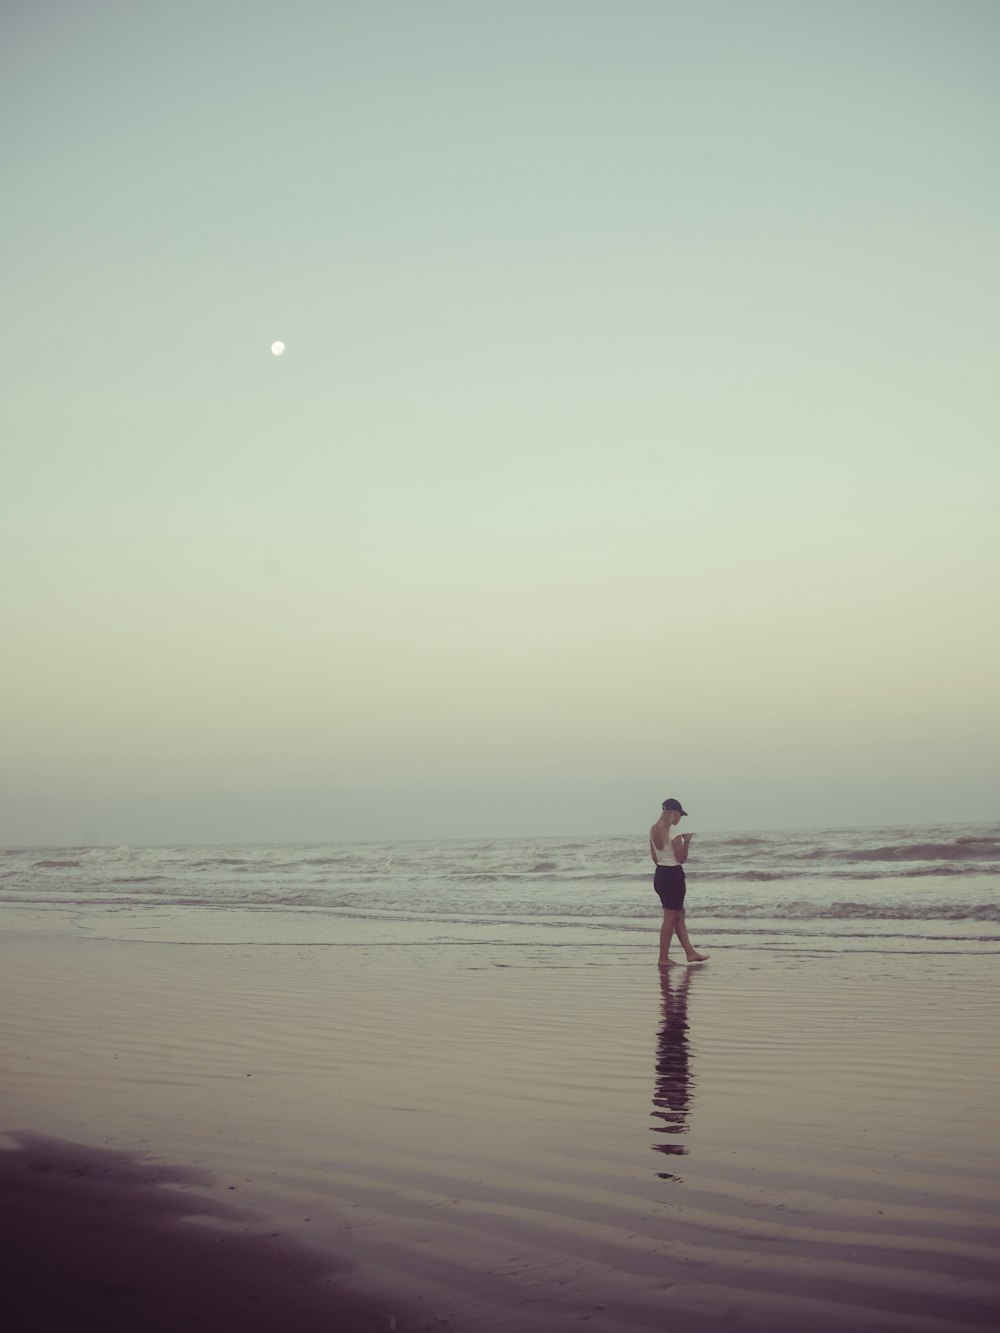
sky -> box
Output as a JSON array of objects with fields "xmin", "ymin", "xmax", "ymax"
[{"xmin": 2, "ymin": 0, "xmax": 998, "ymax": 844}]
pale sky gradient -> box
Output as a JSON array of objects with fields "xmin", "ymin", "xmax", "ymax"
[{"xmin": 3, "ymin": 1, "xmax": 998, "ymax": 843}]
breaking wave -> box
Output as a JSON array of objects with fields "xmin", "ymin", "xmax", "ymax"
[{"xmin": 800, "ymin": 838, "xmax": 1000, "ymax": 864}]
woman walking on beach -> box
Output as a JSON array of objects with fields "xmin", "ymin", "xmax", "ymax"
[{"xmin": 650, "ymin": 798, "xmax": 709, "ymax": 967}]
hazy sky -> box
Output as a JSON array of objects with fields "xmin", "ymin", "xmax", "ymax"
[{"xmin": 3, "ymin": 1, "xmax": 998, "ymax": 843}]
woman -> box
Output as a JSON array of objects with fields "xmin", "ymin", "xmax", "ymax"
[{"xmin": 649, "ymin": 798, "xmax": 709, "ymax": 967}]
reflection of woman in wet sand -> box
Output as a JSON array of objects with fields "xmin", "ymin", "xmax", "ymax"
[
  {"xmin": 651, "ymin": 966, "xmax": 696, "ymax": 1179},
  {"xmin": 649, "ymin": 798, "xmax": 709, "ymax": 967}
]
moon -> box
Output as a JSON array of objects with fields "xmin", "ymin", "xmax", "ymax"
[{"xmin": 270, "ymin": 340, "xmax": 286, "ymax": 357}]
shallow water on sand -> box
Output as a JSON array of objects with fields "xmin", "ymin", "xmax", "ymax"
[{"xmin": 2, "ymin": 922, "xmax": 998, "ymax": 1332}]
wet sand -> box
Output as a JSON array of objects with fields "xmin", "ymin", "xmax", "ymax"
[
  {"xmin": 0, "ymin": 1133, "xmax": 400, "ymax": 1333},
  {"xmin": 1, "ymin": 925, "xmax": 998, "ymax": 1331}
]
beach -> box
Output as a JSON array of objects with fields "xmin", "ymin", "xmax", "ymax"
[
  {"xmin": 7, "ymin": 0, "xmax": 999, "ymax": 1324},
  {"xmin": 2, "ymin": 831, "xmax": 999, "ymax": 1330}
]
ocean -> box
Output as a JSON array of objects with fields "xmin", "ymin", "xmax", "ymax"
[{"xmin": 5, "ymin": 821, "xmax": 998, "ymax": 960}]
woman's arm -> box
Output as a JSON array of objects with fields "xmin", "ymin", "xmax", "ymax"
[{"xmin": 673, "ymin": 832, "xmax": 691, "ymax": 864}]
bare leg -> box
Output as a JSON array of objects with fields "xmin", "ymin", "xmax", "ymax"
[
  {"xmin": 675, "ymin": 910, "xmax": 709, "ymax": 963},
  {"xmin": 658, "ymin": 910, "xmax": 680, "ymax": 967}
]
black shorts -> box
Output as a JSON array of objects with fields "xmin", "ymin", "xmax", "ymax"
[{"xmin": 653, "ymin": 864, "xmax": 686, "ymax": 911}]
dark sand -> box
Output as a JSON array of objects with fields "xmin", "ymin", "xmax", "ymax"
[{"xmin": 0, "ymin": 1134, "xmax": 407, "ymax": 1333}]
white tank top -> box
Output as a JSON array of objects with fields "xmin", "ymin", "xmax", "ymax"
[{"xmin": 654, "ymin": 824, "xmax": 683, "ymax": 867}]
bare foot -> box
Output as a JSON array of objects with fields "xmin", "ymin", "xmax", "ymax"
[
  {"xmin": 658, "ymin": 958, "xmax": 678, "ymax": 969},
  {"xmin": 685, "ymin": 951, "xmax": 709, "ymax": 963}
]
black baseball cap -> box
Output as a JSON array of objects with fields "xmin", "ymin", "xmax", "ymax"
[{"xmin": 662, "ymin": 798, "xmax": 689, "ymax": 816}]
